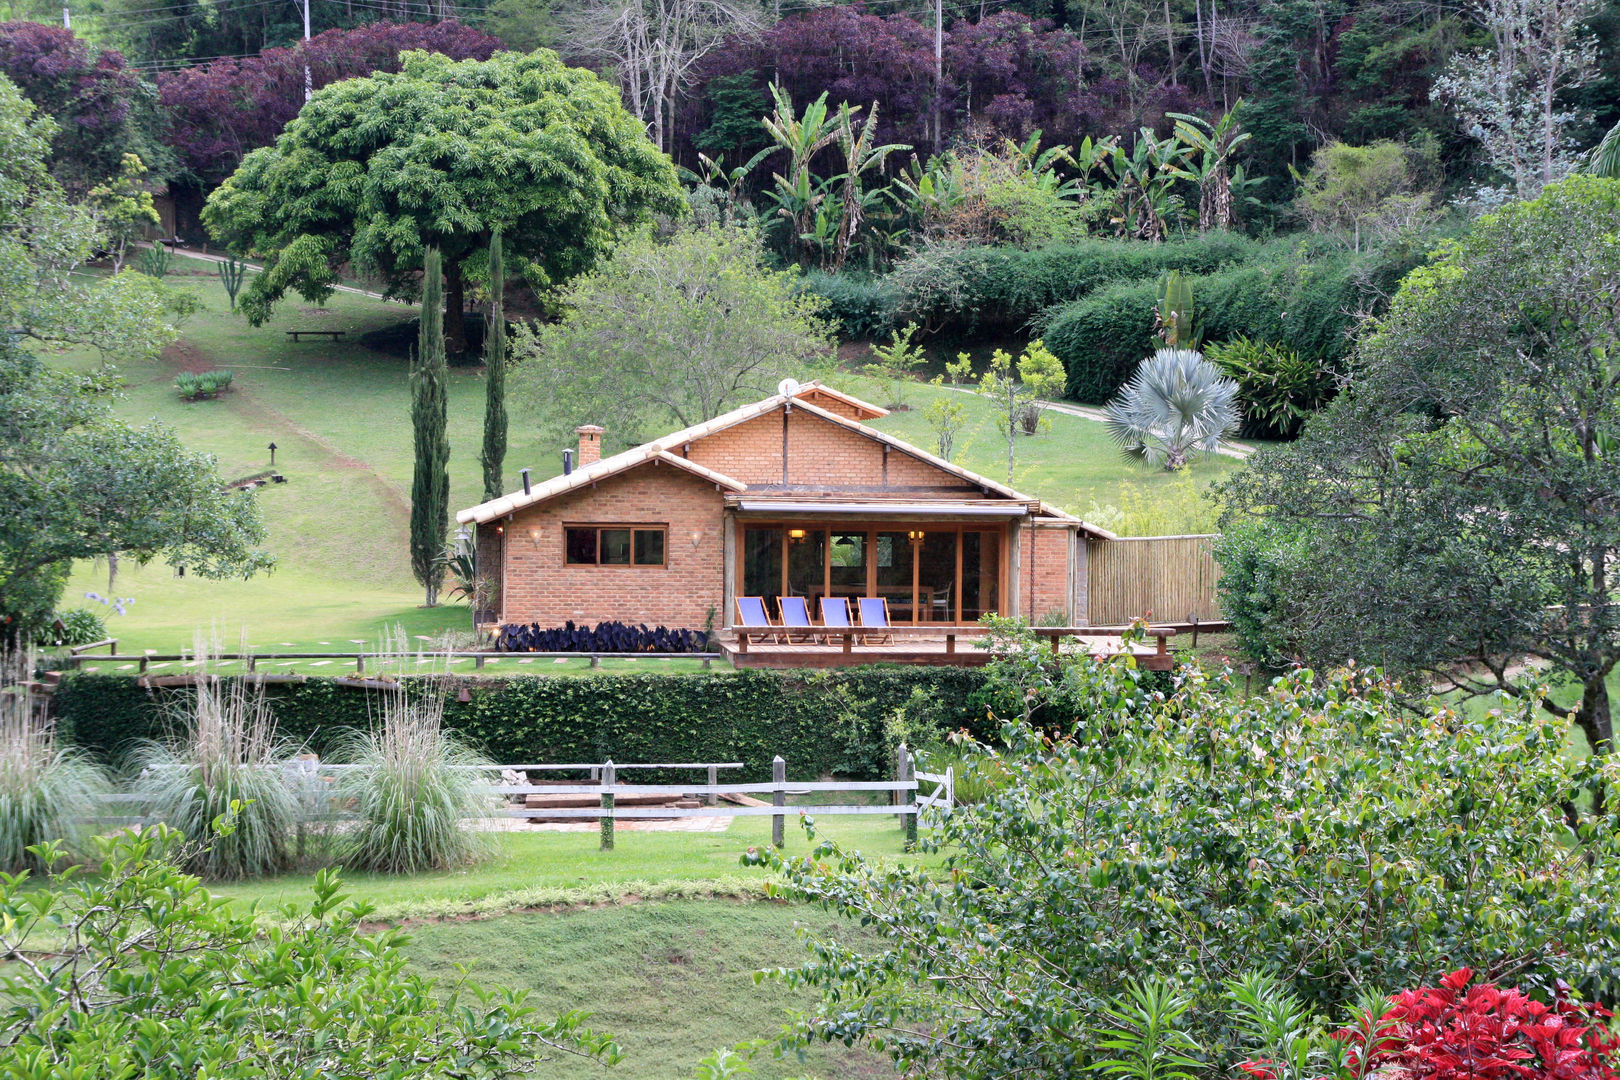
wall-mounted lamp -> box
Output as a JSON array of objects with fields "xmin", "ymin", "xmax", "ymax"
[
  {"xmin": 690, "ymin": 530, "xmax": 704, "ymax": 547},
  {"xmin": 907, "ymin": 529, "xmax": 926, "ymax": 543},
  {"xmin": 529, "ymin": 528, "xmax": 542, "ymax": 547},
  {"xmin": 787, "ymin": 528, "xmax": 808, "ymax": 542},
  {"xmin": 495, "ymin": 525, "xmax": 504, "ymax": 535}
]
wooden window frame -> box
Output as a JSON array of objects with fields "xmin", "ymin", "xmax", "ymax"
[{"xmin": 563, "ymin": 523, "xmax": 669, "ymax": 568}]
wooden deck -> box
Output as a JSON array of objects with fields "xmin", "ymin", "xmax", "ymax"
[{"xmin": 718, "ymin": 626, "xmax": 1178, "ymax": 670}]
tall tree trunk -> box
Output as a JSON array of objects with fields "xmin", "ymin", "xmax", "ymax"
[
  {"xmin": 443, "ymin": 257, "xmax": 467, "ymax": 356},
  {"xmin": 1575, "ymin": 670, "xmax": 1612, "ymax": 815}
]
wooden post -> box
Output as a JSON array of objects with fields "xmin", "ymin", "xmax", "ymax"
[
  {"xmin": 475, "ymin": 654, "xmax": 485, "ymax": 670},
  {"xmin": 896, "ymin": 743, "xmax": 916, "ymax": 850},
  {"xmin": 355, "ymin": 654, "xmax": 364, "ymax": 674},
  {"xmin": 771, "ymin": 755, "xmax": 786, "ymax": 848},
  {"xmin": 706, "ymin": 763, "xmax": 718, "ymax": 807},
  {"xmin": 138, "ymin": 656, "xmax": 149, "ymax": 674},
  {"xmin": 590, "ymin": 653, "xmax": 600, "ymax": 668},
  {"xmin": 599, "ymin": 760, "xmax": 615, "ymax": 851}
]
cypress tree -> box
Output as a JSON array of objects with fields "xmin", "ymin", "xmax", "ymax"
[
  {"xmin": 410, "ymin": 247, "xmax": 450, "ymax": 607},
  {"xmin": 480, "ymin": 229, "xmax": 508, "ymax": 502}
]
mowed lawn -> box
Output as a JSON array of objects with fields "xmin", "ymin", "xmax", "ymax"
[
  {"xmin": 205, "ymin": 816, "xmax": 923, "ymax": 1080},
  {"xmin": 54, "ymin": 255, "xmax": 1245, "ymax": 652},
  {"xmin": 57, "ymin": 256, "xmax": 553, "ymax": 654}
]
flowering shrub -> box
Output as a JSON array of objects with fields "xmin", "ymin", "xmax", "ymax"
[{"xmin": 1341, "ymin": 969, "xmax": 1620, "ymax": 1080}]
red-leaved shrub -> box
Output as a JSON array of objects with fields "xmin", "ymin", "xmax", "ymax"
[{"xmin": 1344, "ymin": 969, "xmax": 1620, "ymax": 1080}]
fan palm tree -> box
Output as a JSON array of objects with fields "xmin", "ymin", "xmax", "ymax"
[
  {"xmin": 1587, "ymin": 118, "xmax": 1620, "ymax": 178},
  {"xmin": 1103, "ymin": 348, "xmax": 1240, "ymax": 470}
]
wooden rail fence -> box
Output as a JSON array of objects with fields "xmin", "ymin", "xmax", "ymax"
[
  {"xmin": 86, "ymin": 748, "xmax": 953, "ymax": 852},
  {"xmin": 1086, "ymin": 534, "xmax": 1223, "ymax": 626}
]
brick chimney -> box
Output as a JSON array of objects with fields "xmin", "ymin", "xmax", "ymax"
[{"xmin": 576, "ymin": 424, "xmax": 604, "ymax": 466}]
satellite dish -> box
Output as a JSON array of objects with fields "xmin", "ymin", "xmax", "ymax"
[{"xmin": 777, "ymin": 377, "xmax": 801, "ymax": 397}]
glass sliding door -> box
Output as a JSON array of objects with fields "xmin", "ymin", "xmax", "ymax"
[
  {"xmin": 742, "ymin": 527, "xmax": 783, "ymax": 612},
  {"xmin": 737, "ymin": 521, "xmax": 1006, "ymax": 626},
  {"xmin": 917, "ymin": 531, "xmax": 957, "ymax": 623},
  {"xmin": 786, "ymin": 529, "xmax": 826, "ymax": 605},
  {"xmin": 960, "ymin": 530, "xmax": 1001, "ymax": 621},
  {"xmin": 875, "ymin": 532, "xmax": 916, "ymax": 622}
]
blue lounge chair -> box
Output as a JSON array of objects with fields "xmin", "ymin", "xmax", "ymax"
[
  {"xmin": 735, "ymin": 596, "xmax": 782, "ymax": 644},
  {"xmin": 857, "ymin": 597, "xmax": 893, "ymax": 645},
  {"xmin": 820, "ymin": 596, "xmax": 856, "ymax": 647},
  {"xmin": 778, "ymin": 596, "xmax": 817, "ymax": 643}
]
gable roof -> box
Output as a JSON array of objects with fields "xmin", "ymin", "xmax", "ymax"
[{"xmin": 456, "ymin": 382, "xmax": 1111, "ymax": 536}]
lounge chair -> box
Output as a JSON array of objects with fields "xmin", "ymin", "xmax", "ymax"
[
  {"xmin": 735, "ymin": 596, "xmax": 782, "ymax": 644},
  {"xmin": 777, "ymin": 596, "xmax": 818, "ymax": 643},
  {"xmin": 856, "ymin": 597, "xmax": 893, "ymax": 645},
  {"xmin": 819, "ymin": 597, "xmax": 853, "ymax": 646}
]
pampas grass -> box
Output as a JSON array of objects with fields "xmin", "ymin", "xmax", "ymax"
[
  {"xmin": 337, "ymin": 679, "xmax": 495, "ymax": 874},
  {"xmin": 133, "ymin": 665, "xmax": 298, "ymax": 880},
  {"xmin": 0, "ymin": 651, "xmax": 106, "ymax": 872}
]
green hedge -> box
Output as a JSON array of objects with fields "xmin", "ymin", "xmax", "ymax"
[
  {"xmin": 1042, "ymin": 245, "xmax": 1424, "ymax": 403},
  {"xmin": 885, "ymin": 234, "xmax": 1263, "ymax": 337},
  {"xmin": 52, "ymin": 668, "xmax": 997, "ymax": 782},
  {"xmin": 798, "ymin": 271, "xmax": 899, "ymax": 340}
]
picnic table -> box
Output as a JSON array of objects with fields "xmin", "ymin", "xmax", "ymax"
[{"xmin": 285, "ymin": 329, "xmax": 346, "ymax": 342}]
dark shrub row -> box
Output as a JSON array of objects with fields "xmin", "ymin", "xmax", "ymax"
[{"xmin": 494, "ymin": 621, "xmax": 710, "ymax": 653}]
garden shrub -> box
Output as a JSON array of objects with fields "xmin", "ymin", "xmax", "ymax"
[
  {"xmin": 1212, "ymin": 520, "xmax": 1314, "ymax": 668},
  {"xmin": 1324, "ymin": 968, "xmax": 1620, "ymax": 1080},
  {"xmin": 756, "ymin": 629, "xmax": 1620, "ymax": 1078},
  {"xmin": 887, "ymin": 233, "xmax": 1261, "ymax": 338},
  {"xmin": 175, "ymin": 369, "xmax": 233, "ymax": 400},
  {"xmin": 797, "ymin": 270, "xmax": 899, "ymax": 339},
  {"xmin": 52, "ymin": 668, "xmax": 996, "ymax": 781},
  {"xmin": 1042, "ymin": 244, "xmax": 1423, "ymax": 403},
  {"xmin": 47, "ymin": 607, "xmax": 106, "ymax": 647},
  {"xmin": 131, "ymin": 675, "xmax": 299, "ymax": 879},
  {"xmin": 0, "ymin": 828, "xmax": 620, "ymax": 1077},
  {"xmin": 335, "ymin": 682, "xmax": 495, "ymax": 874}
]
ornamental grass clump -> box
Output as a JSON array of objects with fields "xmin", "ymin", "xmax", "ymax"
[
  {"xmin": 0, "ymin": 653, "xmax": 107, "ymax": 873},
  {"xmin": 132, "ymin": 672, "xmax": 298, "ymax": 880},
  {"xmin": 337, "ymin": 681, "xmax": 495, "ymax": 874}
]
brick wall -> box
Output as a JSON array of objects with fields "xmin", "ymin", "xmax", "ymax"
[
  {"xmin": 1020, "ymin": 525, "xmax": 1074, "ymax": 622},
  {"xmin": 688, "ymin": 407, "xmax": 980, "ymax": 492},
  {"xmin": 498, "ymin": 461, "xmax": 726, "ymax": 631}
]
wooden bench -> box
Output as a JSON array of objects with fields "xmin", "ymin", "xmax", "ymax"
[{"xmin": 284, "ymin": 330, "xmax": 346, "ymax": 342}]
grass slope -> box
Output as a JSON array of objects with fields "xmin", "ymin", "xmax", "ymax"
[{"xmin": 404, "ymin": 901, "xmax": 884, "ymax": 1080}]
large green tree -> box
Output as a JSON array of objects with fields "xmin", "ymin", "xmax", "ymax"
[
  {"xmin": 513, "ymin": 223, "xmax": 832, "ymax": 449},
  {"xmin": 201, "ymin": 49, "xmax": 684, "ymax": 354},
  {"xmin": 0, "ymin": 75, "xmax": 270, "ymax": 643},
  {"xmin": 480, "ymin": 229, "xmax": 508, "ymax": 502},
  {"xmin": 1218, "ymin": 175, "xmax": 1620, "ymax": 775},
  {"xmin": 411, "ymin": 248, "xmax": 450, "ymax": 608}
]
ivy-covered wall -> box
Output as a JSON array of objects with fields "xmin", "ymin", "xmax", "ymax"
[{"xmin": 51, "ymin": 668, "xmax": 997, "ymax": 781}]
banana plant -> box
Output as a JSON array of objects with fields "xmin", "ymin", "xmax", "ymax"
[
  {"xmin": 889, "ymin": 152, "xmax": 964, "ymax": 239},
  {"xmin": 1166, "ymin": 101, "xmax": 1257, "ymax": 232},
  {"xmin": 1109, "ymin": 128, "xmax": 1191, "ymax": 241},
  {"xmin": 680, "ymin": 148, "xmax": 775, "ymax": 225},
  {"xmin": 760, "ymin": 86, "xmax": 840, "ymax": 265},
  {"xmin": 827, "ymin": 100, "xmax": 911, "ymax": 271}
]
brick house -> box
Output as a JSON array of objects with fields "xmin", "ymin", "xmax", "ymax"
[{"xmin": 456, "ymin": 382, "xmax": 1114, "ymax": 636}]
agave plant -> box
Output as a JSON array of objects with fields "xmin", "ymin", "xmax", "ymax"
[
  {"xmin": 0, "ymin": 652, "xmax": 107, "ymax": 873},
  {"xmin": 1104, "ymin": 348, "xmax": 1240, "ymax": 470},
  {"xmin": 337, "ymin": 680, "xmax": 495, "ymax": 874},
  {"xmin": 132, "ymin": 669, "xmax": 299, "ymax": 880}
]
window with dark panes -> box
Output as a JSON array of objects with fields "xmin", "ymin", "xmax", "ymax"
[
  {"xmin": 633, "ymin": 529, "xmax": 665, "ymax": 566},
  {"xmin": 564, "ymin": 525, "xmax": 666, "ymax": 567},
  {"xmin": 565, "ymin": 527, "xmax": 597, "ymax": 565}
]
